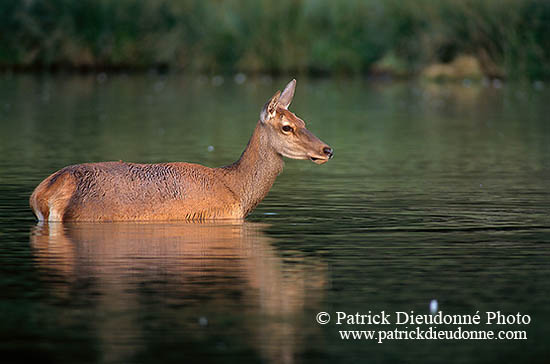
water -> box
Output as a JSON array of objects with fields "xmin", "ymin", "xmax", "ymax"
[{"xmin": 1, "ymin": 74, "xmax": 549, "ymax": 363}]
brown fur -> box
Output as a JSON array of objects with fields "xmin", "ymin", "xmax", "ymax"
[
  {"xmin": 29, "ymin": 79, "xmax": 332, "ymax": 222},
  {"xmin": 31, "ymin": 161, "xmax": 242, "ymax": 221}
]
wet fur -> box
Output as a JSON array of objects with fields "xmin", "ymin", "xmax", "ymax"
[{"xmin": 30, "ymin": 161, "xmax": 242, "ymax": 221}]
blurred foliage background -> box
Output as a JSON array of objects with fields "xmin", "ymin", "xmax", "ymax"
[{"xmin": 1, "ymin": 0, "xmax": 549, "ymax": 80}]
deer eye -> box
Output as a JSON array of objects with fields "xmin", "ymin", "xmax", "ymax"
[{"xmin": 282, "ymin": 125, "xmax": 293, "ymax": 133}]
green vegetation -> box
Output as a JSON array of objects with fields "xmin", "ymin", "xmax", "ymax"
[{"xmin": 1, "ymin": 0, "xmax": 549, "ymax": 80}]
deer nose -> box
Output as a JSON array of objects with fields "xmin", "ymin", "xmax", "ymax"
[{"xmin": 323, "ymin": 146, "xmax": 334, "ymax": 159}]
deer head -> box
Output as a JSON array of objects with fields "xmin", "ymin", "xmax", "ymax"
[{"xmin": 260, "ymin": 79, "xmax": 333, "ymax": 165}]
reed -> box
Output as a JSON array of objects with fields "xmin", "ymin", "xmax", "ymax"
[{"xmin": 1, "ymin": 0, "xmax": 548, "ymax": 80}]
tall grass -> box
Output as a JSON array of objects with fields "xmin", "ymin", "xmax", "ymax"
[
  {"xmin": 0, "ymin": 0, "xmax": 549, "ymax": 79},
  {"xmin": 394, "ymin": 0, "xmax": 550, "ymax": 80}
]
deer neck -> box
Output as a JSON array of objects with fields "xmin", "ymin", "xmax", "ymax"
[{"xmin": 222, "ymin": 121, "xmax": 284, "ymax": 216}]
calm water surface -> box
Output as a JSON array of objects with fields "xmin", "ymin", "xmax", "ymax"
[{"xmin": 0, "ymin": 75, "xmax": 549, "ymax": 363}]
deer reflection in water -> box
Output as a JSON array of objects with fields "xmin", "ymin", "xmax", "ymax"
[{"xmin": 30, "ymin": 222, "xmax": 326, "ymax": 363}]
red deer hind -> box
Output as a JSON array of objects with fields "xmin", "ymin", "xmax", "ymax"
[{"xmin": 30, "ymin": 79, "xmax": 333, "ymax": 221}]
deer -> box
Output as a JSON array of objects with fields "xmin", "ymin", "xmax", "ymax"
[{"xmin": 29, "ymin": 79, "xmax": 333, "ymax": 222}]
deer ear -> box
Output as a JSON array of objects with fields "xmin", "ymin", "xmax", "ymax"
[
  {"xmin": 278, "ymin": 79, "xmax": 296, "ymax": 109},
  {"xmin": 260, "ymin": 90, "xmax": 281, "ymax": 123}
]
